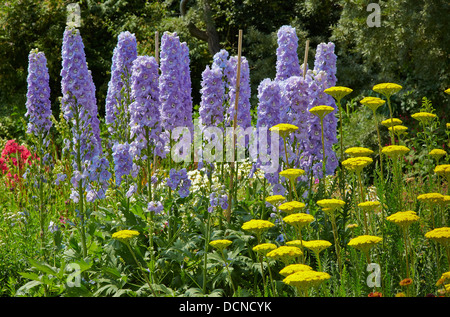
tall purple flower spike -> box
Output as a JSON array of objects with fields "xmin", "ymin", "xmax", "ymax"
[
  {"xmin": 105, "ymin": 31, "xmax": 138, "ymax": 140},
  {"xmin": 281, "ymin": 76, "xmax": 310, "ymax": 165},
  {"xmin": 25, "ymin": 49, "xmax": 52, "ymax": 137},
  {"xmin": 256, "ymin": 78, "xmax": 282, "ymax": 184},
  {"xmin": 312, "ymin": 42, "xmax": 339, "ymax": 176},
  {"xmin": 225, "ymin": 55, "xmax": 252, "ymax": 129},
  {"xmin": 129, "ymin": 55, "xmax": 164, "ymax": 159},
  {"xmin": 275, "ymin": 25, "xmax": 301, "ymax": 82},
  {"xmin": 61, "ymin": 26, "xmax": 105, "ymax": 202},
  {"xmin": 159, "ymin": 32, "xmax": 194, "ymax": 139},
  {"xmin": 60, "ymin": 26, "xmax": 101, "ymax": 162},
  {"xmin": 199, "ymin": 64, "xmax": 225, "ymax": 129}
]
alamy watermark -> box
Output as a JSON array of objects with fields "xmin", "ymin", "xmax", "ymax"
[
  {"xmin": 366, "ymin": 263, "xmax": 381, "ymax": 288},
  {"xmin": 367, "ymin": 3, "xmax": 381, "ymax": 27},
  {"xmin": 169, "ymin": 119, "xmax": 281, "ymax": 173}
]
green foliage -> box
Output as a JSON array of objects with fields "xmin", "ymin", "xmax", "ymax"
[{"xmin": 331, "ymin": 0, "xmax": 450, "ymax": 109}]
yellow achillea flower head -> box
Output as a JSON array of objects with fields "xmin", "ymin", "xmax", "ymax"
[
  {"xmin": 348, "ymin": 235, "xmax": 382, "ymax": 253},
  {"xmin": 241, "ymin": 219, "xmax": 275, "ymax": 235},
  {"xmin": 381, "ymin": 118, "xmax": 402, "ymax": 128},
  {"xmin": 252, "ymin": 243, "xmax": 277, "ymax": 256},
  {"xmin": 429, "ymin": 149, "xmax": 447, "ymax": 161},
  {"xmin": 283, "ymin": 213, "xmax": 315, "ymax": 231},
  {"xmin": 283, "ymin": 270, "xmax": 331, "ymax": 290},
  {"xmin": 269, "ymin": 123, "xmax": 299, "ymax": 139},
  {"xmin": 278, "ymin": 201, "xmax": 306, "ymax": 214},
  {"xmin": 317, "ymin": 198, "xmax": 345, "ymax": 212},
  {"xmin": 425, "ymin": 227, "xmax": 450, "ymax": 247},
  {"xmin": 373, "ymin": 83, "xmax": 402, "ymax": 98},
  {"xmin": 360, "ymin": 96, "xmax": 385, "ymax": 112},
  {"xmin": 309, "ymin": 105, "xmax": 335, "ymax": 120},
  {"xmin": 445, "ymin": 88, "xmax": 450, "ymax": 95},
  {"xmin": 440, "ymin": 271, "xmax": 450, "ymax": 283},
  {"xmin": 386, "ymin": 211, "xmax": 420, "ymax": 229},
  {"xmin": 265, "ymin": 195, "xmax": 286, "ymax": 207},
  {"xmin": 434, "ymin": 165, "xmax": 450, "ymax": 182},
  {"xmin": 443, "ymin": 195, "xmax": 450, "ymax": 205},
  {"xmin": 324, "ymin": 86, "xmax": 353, "ymax": 102},
  {"xmin": 447, "ymin": 123, "xmax": 450, "ymax": 129},
  {"xmin": 302, "ymin": 240, "xmax": 332, "ymax": 254},
  {"xmin": 279, "ymin": 264, "xmax": 313, "ymax": 277},
  {"xmin": 411, "ymin": 112, "xmax": 437, "ymax": 124},
  {"xmin": 209, "ymin": 239, "xmax": 232, "ymax": 251},
  {"xmin": 381, "ymin": 145, "xmax": 410, "ymax": 158},
  {"xmin": 342, "ymin": 156, "xmax": 373, "ymax": 173},
  {"xmin": 345, "ymin": 147, "xmax": 374, "ymax": 157},
  {"xmin": 279, "ymin": 168, "xmax": 305, "ymax": 182},
  {"xmin": 112, "ymin": 229, "xmax": 140, "ymax": 241},
  {"xmin": 266, "ymin": 246, "xmax": 303, "ymax": 264},
  {"xmin": 286, "ymin": 240, "xmax": 306, "ymax": 248},
  {"xmin": 358, "ymin": 201, "xmax": 381, "ymax": 211},
  {"xmin": 388, "ymin": 125, "xmax": 408, "ymax": 135},
  {"xmin": 346, "ymin": 223, "xmax": 359, "ymax": 230},
  {"xmin": 417, "ymin": 192, "xmax": 445, "ymax": 205}
]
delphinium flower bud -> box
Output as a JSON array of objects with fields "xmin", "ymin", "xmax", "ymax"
[
  {"xmin": 105, "ymin": 31, "xmax": 138, "ymax": 142},
  {"xmin": 25, "ymin": 49, "xmax": 52, "ymax": 138},
  {"xmin": 275, "ymin": 25, "xmax": 301, "ymax": 82},
  {"xmin": 313, "ymin": 42, "xmax": 337, "ymax": 86},
  {"xmin": 212, "ymin": 49, "xmax": 230, "ymax": 94}
]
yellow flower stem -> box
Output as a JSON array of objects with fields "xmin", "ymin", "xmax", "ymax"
[
  {"xmin": 314, "ymin": 251, "xmax": 323, "ymax": 272},
  {"xmin": 203, "ymin": 212, "xmax": 212, "ymax": 294},
  {"xmin": 336, "ymin": 99, "xmax": 344, "ymax": 161},
  {"xmin": 330, "ymin": 212, "xmax": 343, "ymax": 275},
  {"xmin": 446, "ymin": 246, "xmax": 450, "ymax": 271},
  {"xmin": 221, "ymin": 249, "xmax": 236, "ymax": 295},
  {"xmin": 364, "ymin": 250, "xmax": 371, "ymax": 265},
  {"xmin": 283, "ymin": 136, "xmax": 290, "ymax": 170},
  {"xmin": 357, "ymin": 171, "xmax": 369, "ymax": 234},
  {"xmin": 402, "ymin": 227, "xmax": 410, "ymax": 279},
  {"xmin": 267, "ymin": 257, "xmax": 277, "ymax": 296},
  {"xmin": 125, "ymin": 241, "xmax": 157, "ymax": 297},
  {"xmin": 336, "ymin": 99, "xmax": 346, "ymax": 198},
  {"xmin": 258, "ymin": 255, "xmax": 267, "ymax": 295},
  {"xmin": 386, "ymin": 96, "xmax": 395, "ymax": 145},
  {"xmin": 372, "ymin": 110, "xmax": 384, "ymax": 182},
  {"xmin": 289, "ymin": 178, "xmax": 300, "ymax": 201}
]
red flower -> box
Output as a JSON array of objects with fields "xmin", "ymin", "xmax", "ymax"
[{"xmin": 1, "ymin": 140, "xmax": 37, "ymax": 188}]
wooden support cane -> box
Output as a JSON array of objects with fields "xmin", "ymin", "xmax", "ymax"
[{"xmin": 225, "ymin": 29, "xmax": 243, "ymax": 223}]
